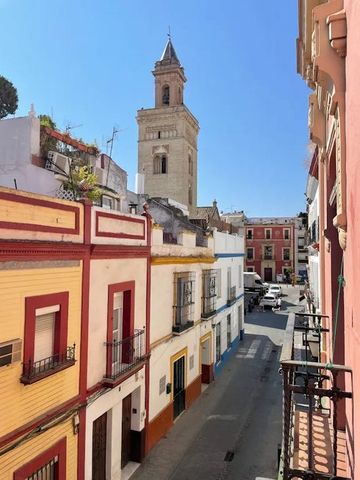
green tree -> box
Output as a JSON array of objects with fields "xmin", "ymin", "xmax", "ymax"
[{"xmin": 0, "ymin": 75, "xmax": 18, "ymax": 119}]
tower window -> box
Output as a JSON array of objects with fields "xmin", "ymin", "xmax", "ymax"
[
  {"xmin": 154, "ymin": 155, "xmax": 168, "ymax": 174},
  {"xmin": 188, "ymin": 154, "xmax": 193, "ymax": 176},
  {"xmin": 188, "ymin": 186, "xmax": 193, "ymax": 205},
  {"xmin": 162, "ymin": 85, "xmax": 170, "ymax": 105},
  {"xmin": 158, "ymin": 131, "xmax": 161, "ymax": 139}
]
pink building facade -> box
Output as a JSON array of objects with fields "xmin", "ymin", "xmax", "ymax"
[
  {"xmin": 245, "ymin": 221, "xmax": 295, "ymax": 282},
  {"xmin": 297, "ymin": 1, "xmax": 360, "ymax": 478}
]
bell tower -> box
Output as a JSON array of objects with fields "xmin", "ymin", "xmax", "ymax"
[{"xmin": 137, "ymin": 38, "xmax": 199, "ymax": 215}]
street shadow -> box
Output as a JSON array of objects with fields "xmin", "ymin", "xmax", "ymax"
[{"xmin": 244, "ymin": 308, "xmax": 288, "ymax": 330}]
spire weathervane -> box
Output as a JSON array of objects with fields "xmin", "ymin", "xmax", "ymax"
[{"xmin": 168, "ymin": 25, "xmax": 171, "ymax": 40}]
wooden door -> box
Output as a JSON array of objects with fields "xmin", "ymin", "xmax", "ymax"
[
  {"xmin": 121, "ymin": 394, "xmax": 132, "ymax": 469},
  {"xmin": 173, "ymin": 356, "xmax": 185, "ymax": 419},
  {"xmin": 264, "ymin": 268, "xmax": 273, "ymax": 282},
  {"xmin": 92, "ymin": 412, "xmax": 107, "ymax": 480}
]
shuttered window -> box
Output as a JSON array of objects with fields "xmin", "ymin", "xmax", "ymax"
[{"xmin": 34, "ymin": 311, "xmax": 56, "ymax": 362}]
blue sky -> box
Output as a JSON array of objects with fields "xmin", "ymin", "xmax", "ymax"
[{"xmin": 1, "ymin": 0, "xmax": 310, "ymax": 216}]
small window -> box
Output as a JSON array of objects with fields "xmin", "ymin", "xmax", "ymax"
[
  {"xmin": 246, "ymin": 248, "xmax": 254, "ymax": 260},
  {"xmin": 154, "ymin": 155, "xmax": 167, "ymax": 174},
  {"xmin": 283, "ymin": 248, "xmax": 290, "ymax": 261},
  {"xmin": 246, "ymin": 229, "xmax": 253, "ymax": 239},
  {"xmin": 284, "ymin": 229, "xmax": 290, "ymax": 240},
  {"xmin": 265, "ymin": 229, "xmax": 271, "ymax": 239},
  {"xmin": 215, "ymin": 323, "xmax": 221, "ymax": 363},
  {"xmin": 158, "ymin": 131, "xmax": 161, "ymax": 139},
  {"xmin": 0, "ymin": 339, "xmax": 22, "ymax": 367},
  {"xmin": 102, "ymin": 195, "xmax": 113, "ymax": 210},
  {"xmin": 188, "ymin": 186, "xmax": 193, "ymax": 205},
  {"xmin": 188, "ymin": 154, "xmax": 193, "ymax": 175},
  {"xmin": 227, "ymin": 314, "xmax": 231, "ymax": 348},
  {"xmin": 162, "ymin": 85, "xmax": 170, "ymax": 105}
]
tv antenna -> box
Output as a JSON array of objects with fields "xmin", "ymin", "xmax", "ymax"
[
  {"xmin": 106, "ymin": 126, "xmax": 126, "ymax": 158},
  {"xmin": 65, "ymin": 122, "xmax": 83, "ymax": 135}
]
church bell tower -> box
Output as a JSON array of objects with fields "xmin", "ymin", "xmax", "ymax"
[{"xmin": 137, "ymin": 38, "xmax": 199, "ymax": 215}]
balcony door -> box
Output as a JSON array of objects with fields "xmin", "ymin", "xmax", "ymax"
[
  {"xmin": 112, "ymin": 292, "xmax": 124, "ymax": 370},
  {"xmin": 264, "ymin": 268, "xmax": 273, "ymax": 282}
]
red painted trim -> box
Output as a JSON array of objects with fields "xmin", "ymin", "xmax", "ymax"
[
  {"xmin": 90, "ymin": 244, "xmax": 150, "ymax": 259},
  {"xmin": 0, "ymin": 191, "xmax": 80, "ymax": 235},
  {"xmin": 144, "ymin": 255, "xmax": 151, "ymax": 453},
  {"xmin": 106, "ymin": 281, "xmax": 135, "ymax": 377},
  {"xmin": 95, "ymin": 210, "xmax": 146, "ymax": 240},
  {"xmin": 77, "ymin": 200, "xmax": 91, "ymax": 480},
  {"xmin": 14, "ymin": 437, "xmax": 67, "ymax": 479},
  {"xmin": 0, "ymin": 241, "xmax": 87, "ymax": 261},
  {"xmin": 24, "ymin": 292, "xmax": 69, "ymax": 367},
  {"xmin": 0, "ymin": 395, "xmax": 80, "ymax": 448}
]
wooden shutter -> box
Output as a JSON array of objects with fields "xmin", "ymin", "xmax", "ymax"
[{"xmin": 34, "ymin": 313, "xmax": 55, "ymax": 362}]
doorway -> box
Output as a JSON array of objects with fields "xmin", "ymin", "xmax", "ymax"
[
  {"xmin": 264, "ymin": 268, "xmax": 273, "ymax": 282},
  {"xmin": 173, "ymin": 356, "xmax": 185, "ymax": 419},
  {"xmin": 200, "ymin": 333, "xmax": 212, "ymax": 384},
  {"xmin": 92, "ymin": 412, "xmax": 107, "ymax": 480},
  {"xmin": 121, "ymin": 393, "xmax": 132, "ymax": 469}
]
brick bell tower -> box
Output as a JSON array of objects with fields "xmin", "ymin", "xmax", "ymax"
[{"xmin": 137, "ymin": 37, "xmax": 199, "ymax": 215}]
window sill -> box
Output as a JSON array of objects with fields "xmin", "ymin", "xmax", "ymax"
[
  {"xmin": 20, "ymin": 359, "xmax": 75, "ymax": 385},
  {"xmin": 201, "ymin": 310, "xmax": 217, "ymax": 320},
  {"xmin": 172, "ymin": 321, "xmax": 194, "ymax": 335}
]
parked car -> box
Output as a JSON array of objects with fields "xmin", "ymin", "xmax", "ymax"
[
  {"xmin": 268, "ymin": 284, "xmax": 282, "ymax": 297},
  {"xmin": 260, "ymin": 293, "xmax": 281, "ymax": 309}
]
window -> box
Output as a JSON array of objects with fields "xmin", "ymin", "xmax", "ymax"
[
  {"xmin": 188, "ymin": 186, "xmax": 193, "ymax": 205},
  {"xmin": 162, "ymin": 85, "xmax": 170, "ymax": 105},
  {"xmin": 265, "ymin": 229, "xmax": 271, "ymax": 239},
  {"xmin": 246, "ymin": 229, "xmax": 253, "ymax": 239},
  {"xmin": 246, "ymin": 248, "xmax": 254, "ymax": 260},
  {"xmin": 158, "ymin": 131, "xmax": 161, "ymax": 139},
  {"xmin": 188, "ymin": 154, "xmax": 193, "ymax": 175},
  {"xmin": 238, "ymin": 265, "xmax": 242, "ymax": 289},
  {"xmin": 14, "ymin": 438, "xmax": 66, "ymax": 480},
  {"xmin": 153, "ymin": 155, "xmax": 167, "ymax": 174},
  {"xmin": 227, "ymin": 314, "xmax": 231, "ymax": 348},
  {"xmin": 284, "ymin": 229, "xmax": 290, "ymax": 240},
  {"xmin": 263, "ymin": 246, "xmax": 273, "ymax": 260},
  {"xmin": 238, "ymin": 306, "xmax": 243, "ymax": 333},
  {"xmin": 215, "ymin": 323, "xmax": 221, "ymax": 363},
  {"xmin": 22, "ymin": 292, "xmax": 74, "ymax": 384},
  {"xmin": 105, "ymin": 281, "xmax": 144, "ymax": 381},
  {"xmin": 283, "ymin": 248, "xmax": 290, "ymax": 261},
  {"xmin": 173, "ymin": 272, "xmax": 195, "ymax": 333},
  {"xmin": 202, "ymin": 269, "xmax": 217, "ymax": 317},
  {"xmin": 216, "ymin": 269, "xmax": 222, "ymax": 298},
  {"xmin": 0, "ymin": 339, "xmax": 21, "ymax": 367}
]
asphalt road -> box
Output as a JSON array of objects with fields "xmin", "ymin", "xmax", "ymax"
[{"xmin": 132, "ymin": 285, "xmax": 304, "ymax": 480}]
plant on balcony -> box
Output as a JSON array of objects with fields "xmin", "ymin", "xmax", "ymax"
[{"xmin": 65, "ymin": 166, "xmax": 102, "ymax": 202}]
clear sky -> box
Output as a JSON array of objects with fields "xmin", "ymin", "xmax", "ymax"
[{"xmin": 1, "ymin": 0, "xmax": 310, "ymax": 217}]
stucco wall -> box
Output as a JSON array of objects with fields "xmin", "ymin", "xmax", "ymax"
[
  {"xmin": 344, "ymin": 1, "xmax": 360, "ymax": 476},
  {"xmin": 87, "ymin": 258, "xmax": 147, "ymax": 388}
]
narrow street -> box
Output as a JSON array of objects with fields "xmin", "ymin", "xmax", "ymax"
[{"xmin": 133, "ymin": 286, "xmax": 304, "ymax": 480}]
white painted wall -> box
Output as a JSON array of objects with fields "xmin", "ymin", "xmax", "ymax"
[
  {"xmin": 88, "ymin": 258, "xmax": 147, "ymax": 388},
  {"xmin": 0, "ymin": 114, "xmax": 60, "ymax": 196},
  {"xmin": 85, "ymin": 367, "xmax": 146, "ymax": 480}
]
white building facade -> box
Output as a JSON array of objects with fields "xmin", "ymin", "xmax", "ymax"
[{"xmin": 306, "ymin": 173, "xmax": 321, "ymax": 312}]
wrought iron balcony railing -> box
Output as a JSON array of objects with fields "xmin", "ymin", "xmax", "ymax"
[
  {"xmin": 104, "ymin": 329, "xmax": 146, "ymax": 383},
  {"xmin": 21, "ymin": 345, "xmax": 76, "ymax": 384},
  {"xmin": 173, "ymin": 304, "xmax": 194, "ymax": 333},
  {"xmin": 278, "ymin": 312, "xmax": 352, "ymax": 480},
  {"xmin": 227, "ymin": 286, "xmax": 236, "ymax": 306}
]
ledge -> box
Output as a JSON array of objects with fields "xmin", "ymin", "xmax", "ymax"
[
  {"xmin": 20, "ymin": 359, "xmax": 75, "ymax": 385},
  {"xmin": 172, "ymin": 321, "xmax": 194, "ymax": 335}
]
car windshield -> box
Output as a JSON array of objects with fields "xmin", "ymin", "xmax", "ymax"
[{"xmin": 264, "ymin": 295, "xmax": 275, "ymax": 300}]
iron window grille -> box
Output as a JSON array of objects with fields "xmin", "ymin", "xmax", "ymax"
[
  {"xmin": 104, "ymin": 329, "xmax": 145, "ymax": 381},
  {"xmin": 21, "ymin": 344, "xmax": 76, "ymax": 384},
  {"xmin": 202, "ymin": 269, "xmax": 217, "ymax": 318},
  {"xmin": 26, "ymin": 455, "xmax": 59, "ymax": 479},
  {"xmin": 173, "ymin": 272, "xmax": 195, "ymax": 333},
  {"xmin": 227, "ymin": 286, "xmax": 236, "ymax": 306}
]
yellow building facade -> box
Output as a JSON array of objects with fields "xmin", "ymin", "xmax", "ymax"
[{"xmin": 0, "ymin": 187, "xmax": 84, "ymax": 479}]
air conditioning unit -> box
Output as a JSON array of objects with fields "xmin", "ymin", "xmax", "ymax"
[
  {"xmin": 0, "ymin": 339, "xmax": 22, "ymax": 366},
  {"xmin": 47, "ymin": 151, "xmax": 71, "ymax": 176},
  {"xmin": 94, "ymin": 167, "xmax": 107, "ymax": 186}
]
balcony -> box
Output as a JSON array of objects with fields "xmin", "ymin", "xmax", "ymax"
[
  {"xmin": 104, "ymin": 330, "xmax": 146, "ymax": 385},
  {"xmin": 278, "ymin": 313, "xmax": 352, "ymax": 480},
  {"xmin": 261, "ymin": 254, "xmax": 276, "ymax": 260},
  {"xmin": 173, "ymin": 304, "xmax": 194, "ymax": 334},
  {"xmin": 21, "ymin": 345, "xmax": 76, "ymax": 384},
  {"xmin": 227, "ymin": 286, "xmax": 236, "ymax": 306},
  {"xmin": 201, "ymin": 295, "xmax": 216, "ymax": 319}
]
